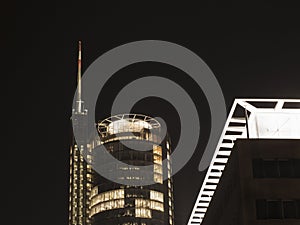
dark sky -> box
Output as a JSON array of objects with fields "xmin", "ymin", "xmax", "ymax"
[{"xmin": 13, "ymin": 6, "xmax": 300, "ymax": 225}]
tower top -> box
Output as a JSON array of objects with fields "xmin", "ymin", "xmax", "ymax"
[{"xmin": 74, "ymin": 41, "xmax": 85, "ymax": 114}]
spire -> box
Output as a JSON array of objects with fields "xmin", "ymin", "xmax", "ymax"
[{"xmin": 76, "ymin": 41, "xmax": 82, "ymax": 113}]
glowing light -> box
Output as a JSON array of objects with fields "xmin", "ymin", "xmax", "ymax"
[{"xmin": 107, "ymin": 119, "xmax": 152, "ymax": 134}]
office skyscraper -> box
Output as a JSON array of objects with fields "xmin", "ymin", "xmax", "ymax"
[{"xmin": 68, "ymin": 43, "xmax": 174, "ymax": 225}]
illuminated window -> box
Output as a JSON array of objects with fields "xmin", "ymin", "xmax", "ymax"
[
  {"xmin": 87, "ymin": 164, "xmax": 92, "ymax": 173},
  {"xmin": 154, "ymin": 164, "xmax": 162, "ymax": 174},
  {"xmin": 153, "ymin": 145, "xmax": 163, "ymax": 184},
  {"xmin": 135, "ymin": 199, "xmax": 164, "ymax": 212},
  {"xmin": 87, "ymin": 174, "xmax": 92, "ymax": 182},
  {"xmin": 154, "ymin": 173, "xmax": 163, "ymax": 184},
  {"xmin": 168, "ymin": 181, "xmax": 171, "ymax": 189},
  {"xmin": 153, "ymin": 145, "xmax": 162, "ymax": 156},
  {"xmin": 135, "ymin": 199, "xmax": 148, "ymax": 208},
  {"xmin": 87, "ymin": 155, "xmax": 92, "ymax": 161},
  {"xmin": 91, "ymin": 189, "xmax": 124, "ymax": 207},
  {"xmin": 90, "ymin": 199, "xmax": 124, "ymax": 217},
  {"xmin": 150, "ymin": 190, "xmax": 164, "ymax": 203},
  {"xmin": 135, "ymin": 208, "xmax": 152, "ymax": 218},
  {"xmin": 151, "ymin": 201, "xmax": 164, "ymax": 212}
]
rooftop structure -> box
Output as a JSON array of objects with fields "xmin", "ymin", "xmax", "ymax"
[{"xmin": 188, "ymin": 99, "xmax": 300, "ymax": 224}]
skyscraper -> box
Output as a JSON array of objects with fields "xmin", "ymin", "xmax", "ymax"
[
  {"xmin": 69, "ymin": 41, "xmax": 92, "ymax": 225},
  {"xmin": 89, "ymin": 114, "xmax": 174, "ymax": 225},
  {"xmin": 68, "ymin": 43, "xmax": 174, "ymax": 225}
]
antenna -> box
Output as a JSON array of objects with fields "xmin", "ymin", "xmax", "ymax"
[{"xmin": 77, "ymin": 41, "xmax": 82, "ymax": 113}]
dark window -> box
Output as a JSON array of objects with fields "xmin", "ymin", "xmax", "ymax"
[
  {"xmin": 256, "ymin": 199, "xmax": 267, "ymax": 219},
  {"xmin": 257, "ymin": 199, "xmax": 300, "ymax": 220},
  {"xmin": 118, "ymin": 143, "xmax": 124, "ymax": 150},
  {"xmin": 253, "ymin": 159, "xmax": 264, "ymax": 178},
  {"xmin": 253, "ymin": 158, "xmax": 300, "ymax": 178},
  {"xmin": 297, "ymin": 201, "xmax": 300, "ymax": 218},
  {"xmin": 267, "ymin": 200, "xmax": 282, "ymax": 219},
  {"xmin": 293, "ymin": 159, "xmax": 300, "ymax": 178},
  {"xmin": 264, "ymin": 160, "xmax": 279, "ymax": 178},
  {"xmin": 283, "ymin": 201, "xmax": 297, "ymax": 218},
  {"xmin": 279, "ymin": 160, "xmax": 292, "ymax": 177}
]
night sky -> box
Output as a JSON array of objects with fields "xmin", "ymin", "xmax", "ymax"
[{"xmin": 14, "ymin": 6, "xmax": 300, "ymax": 225}]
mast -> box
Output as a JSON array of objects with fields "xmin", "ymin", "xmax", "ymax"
[{"xmin": 76, "ymin": 40, "xmax": 82, "ymax": 113}]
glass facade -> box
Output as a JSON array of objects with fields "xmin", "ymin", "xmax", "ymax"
[{"xmin": 90, "ymin": 114, "xmax": 174, "ymax": 225}]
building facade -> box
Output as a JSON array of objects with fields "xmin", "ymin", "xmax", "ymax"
[{"xmin": 202, "ymin": 139, "xmax": 300, "ymax": 225}]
